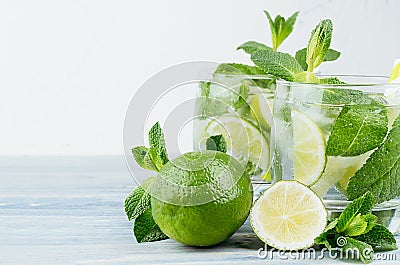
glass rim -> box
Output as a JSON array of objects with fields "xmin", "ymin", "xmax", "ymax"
[
  {"xmin": 276, "ymin": 74, "xmax": 400, "ymax": 88},
  {"xmin": 212, "ymin": 73, "xmax": 275, "ymax": 80}
]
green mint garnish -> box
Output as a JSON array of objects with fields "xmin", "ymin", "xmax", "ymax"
[
  {"xmin": 125, "ymin": 177, "xmax": 154, "ymax": 221},
  {"xmin": 354, "ymin": 224, "xmax": 398, "ymax": 250},
  {"xmin": 250, "ymin": 49, "xmax": 302, "ymax": 81},
  {"xmin": 132, "ymin": 122, "xmax": 169, "ymax": 172},
  {"xmin": 148, "ymin": 122, "xmax": 169, "ymax": 171},
  {"xmin": 323, "ymin": 48, "xmax": 341, "ymax": 61},
  {"xmin": 319, "ymin": 77, "xmax": 345, "ymax": 84},
  {"xmin": 236, "ymin": 41, "xmax": 271, "ymax": 55},
  {"xmin": 295, "ymin": 47, "xmax": 341, "ymax": 71},
  {"xmin": 264, "ymin": 11, "xmax": 299, "ymax": 51},
  {"xmin": 213, "ymin": 63, "xmax": 265, "ymax": 75},
  {"xmin": 326, "ymin": 104, "xmax": 388, "ymax": 156},
  {"xmin": 346, "ymin": 114, "xmax": 400, "ymax": 203},
  {"xmin": 126, "ymin": 123, "xmax": 170, "ymax": 243},
  {"xmin": 306, "ymin": 19, "xmax": 333, "ymax": 72},
  {"xmin": 131, "ymin": 146, "xmax": 157, "ymax": 171},
  {"xmin": 206, "ymin": 135, "xmax": 227, "ymax": 153},
  {"xmin": 315, "ymin": 192, "xmax": 397, "ymax": 264},
  {"xmin": 335, "ymin": 192, "xmax": 375, "ymax": 234},
  {"xmin": 125, "ymin": 177, "xmax": 169, "ymax": 243},
  {"xmin": 134, "ymin": 208, "xmax": 169, "ymax": 243}
]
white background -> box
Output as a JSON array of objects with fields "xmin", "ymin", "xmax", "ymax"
[{"xmin": 1, "ymin": 0, "xmax": 399, "ymax": 155}]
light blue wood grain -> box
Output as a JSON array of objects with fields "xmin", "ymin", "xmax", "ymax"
[{"xmin": 0, "ymin": 156, "xmax": 399, "ymax": 264}]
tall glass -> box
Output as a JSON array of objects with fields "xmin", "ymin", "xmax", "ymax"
[
  {"xmin": 271, "ymin": 76, "xmax": 400, "ymax": 231},
  {"xmin": 193, "ymin": 73, "xmax": 275, "ymax": 191}
]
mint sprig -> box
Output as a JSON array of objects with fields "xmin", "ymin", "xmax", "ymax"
[
  {"xmin": 306, "ymin": 19, "xmax": 333, "ymax": 72},
  {"xmin": 125, "ymin": 122, "xmax": 170, "ymax": 243},
  {"xmin": 131, "ymin": 122, "xmax": 169, "ymax": 172},
  {"xmin": 264, "ymin": 11, "xmax": 299, "ymax": 51},
  {"xmin": 315, "ymin": 192, "xmax": 397, "ymax": 264}
]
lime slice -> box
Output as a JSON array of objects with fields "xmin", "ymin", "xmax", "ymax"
[
  {"xmin": 389, "ymin": 59, "xmax": 400, "ymax": 83},
  {"xmin": 250, "ymin": 93, "xmax": 274, "ymax": 130},
  {"xmin": 203, "ymin": 116, "xmax": 269, "ymax": 171},
  {"xmin": 251, "ymin": 180, "xmax": 327, "ymax": 250},
  {"xmin": 386, "ymin": 59, "xmax": 400, "ymax": 127},
  {"xmin": 292, "ymin": 110, "xmax": 326, "ymax": 186},
  {"xmin": 310, "ymin": 152, "xmax": 372, "ymax": 198}
]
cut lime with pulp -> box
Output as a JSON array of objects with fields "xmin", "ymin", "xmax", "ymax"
[
  {"xmin": 251, "ymin": 180, "xmax": 327, "ymax": 250},
  {"xmin": 203, "ymin": 116, "xmax": 270, "ymax": 172},
  {"xmin": 292, "ymin": 110, "xmax": 326, "ymax": 186}
]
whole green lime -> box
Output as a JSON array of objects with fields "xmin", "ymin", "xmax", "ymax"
[{"xmin": 150, "ymin": 150, "xmax": 253, "ymax": 246}]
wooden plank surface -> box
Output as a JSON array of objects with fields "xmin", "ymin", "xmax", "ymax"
[{"xmin": 0, "ymin": 156, "xmax": 399, "ymax": 264}]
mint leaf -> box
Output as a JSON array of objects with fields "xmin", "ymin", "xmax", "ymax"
[
  {"xmin": 324, "ymin": 49, "xmax": 341, "ymax": 61},
  {"xmin": 124, "ymin": 177, "xmax": 155, "ymax": 221},
  {"xmin": 214, "ymin": 63, "xmax": 265, "ymax": 75},
  {"xmin": 206, "ymin": 135, "xmax": 227, "ymax": 153},
  {"xmin": 361, "ymin": 214, "xmax": 378, "ymax": 234},
  {"xmin": 342, "ymin": 213, "xmax": 377, "ymax": 237},
  {"xmin": 148, "ymin": 122, "xmax": 169, "ymax": 171},
  {"xmin": 134, "ymin": 208, "xmax": 169, "ymax": 243},
  {"xmin": 306, "ymin": 19, "xmax": 333, "ymax": 71},
  {"xmin": 131, "ymin": 146, "xmax": 157, "ymax": 171},
  {"xmin": 354, "ymin": 224, "xmax": 398, "ymax": 251},
  {"xmin": 251, "ymin": 49, "xmax": 303, "ymax": 81},
  {"xmin": 343, "ymin": 214, "xmax": 368, "ymax": 237},
  {"xmin": 326, "ymin": 104, "xmax": 388, "ymax": 156},
  {"xmin": 295, "ymin": 48, "xmax": 308, "ymax": 71},
  {"xmin": 296, "ymin": 48, "xmax": 341, "ymax": 71},
  {"xmin": 340, "ymin": 237, "xmax": 374, "ymax": 264},
  {"xmin": 264, "ymin": 11, "xmax": 299, "ymax": 51},
  {"xmin": 237, "ymin": 41, "xmax": 271, "ymax": 55},
  {"xmin": 347, "ymin": 115, "xmax": 400, "ymax": 203},
  {"xmin": 322, "ymin": 88, "xmax": 372, "ymax": 105},
  {"xmin": 336, "ymin": 192, "xmax": 374, "ymax": 234},
  {"xmin": 319, "ymin": 77, "xmax": 346, "ymax": 85}
]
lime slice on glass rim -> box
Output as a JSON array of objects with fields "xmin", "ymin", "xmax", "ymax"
[
  {"xmin": 292, "ymin": 110, "xmax": 326, "ymax": 186},
  {"xmin": 202, "ymin": 115, "xmax": 270, "ymax": 174},
  {"xmin": 251, "ymin": 180, "xmax": 327, "ymax": 250}
]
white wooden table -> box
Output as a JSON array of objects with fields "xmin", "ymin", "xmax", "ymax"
[{"xmin": 1, "ymin": 156, "xmax": 399, "ymax": 264}]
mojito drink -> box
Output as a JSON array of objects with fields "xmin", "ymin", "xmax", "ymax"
[
  {"xmin": 272, "ymin": 76, "xmax": 400, "ymax": 222},
  {"xmin": 194, "ymin": 67, "xmax": 275, "ymax": 182}
]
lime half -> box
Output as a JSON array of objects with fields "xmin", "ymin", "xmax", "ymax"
[
  {"xmin": 292, "ymin": 110, "xmax": 326, "ymax": 186},
  {"xmin": 251, "ymin": 180, "xmax": 327, "ymax": 250},
  {"xmin": 203, "ymin": 116, "xmax": 269, "ymax": 172}
]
